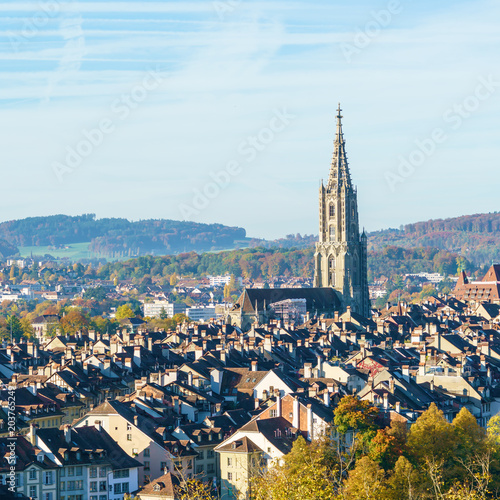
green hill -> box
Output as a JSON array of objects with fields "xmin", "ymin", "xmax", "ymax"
[
  {"xmin": 368, "ymin": 212, "xmax": 500, "ymax": 267},
  {"xmin": 0, "ymin": 214, "xmax": 247, "ymax": 259}
]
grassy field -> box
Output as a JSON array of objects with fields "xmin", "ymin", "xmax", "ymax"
[{"xmin": 19, "ymin": 242, "xmax": 95, "ymax": 260}]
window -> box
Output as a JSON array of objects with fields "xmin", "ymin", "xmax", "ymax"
[
  {"xmin": 270, "ymin": 409, "xmax": 277, "ymax": 418},
  {"xmin": 227, "ymin": 472, "xmax": 232, "ymax": 481},
  {"xmin": 99, "ymin": 467, "xmax": 106, "ymax": 478},
  {"xmin": 99, "ymin": 496, "xmax": 107, "ymax": 500},
  {"xmin": 114, "ymin": 484, "xmax": 121, "ymax": 495},
  {"xmin": 127, "ymin": 434, "xmax": 132, "ymax": 441},
  {"xmin": 127, "ymin": 423, "xmax": 132, "ymax": 431},
  {"xmin": 329, "ymin": 226, "xmax": 335, "ymax": 240},
  {"xmin": 144, "ymin": 448, "xmax": 150, "ymax": 457},
  {"xmin": 196, "ymin": 465, "xmax": 204, "ymax": 474},
  {"xmin": 68, "ymin": 467, "xmax": 75, "ymax": 477},
  {"xmin": 207, "ymin": 450, "xmax": 214, "ymax": 459},
  {"xmin": 227, "ymin": 457, "xmax": 232, "ymax": 466},
  {"xmin": 160, "ymin": 462, "xmax": 167, "ymax": 471},
  {"xmin": 30, "ymin": 486, "xmax": 37, "ymax": 498},
  {"xmin": 75, "ymin": 480, "xmax": 83, "ymax": 490},
  {"xmin": 329, "ymin": 204, "xmax": 335, "ymax": 218},
  {"xmin": 113, "ymin": 469, "xmax": 130, "ymax": 479},
  {"xmin": 29, "ymin": 469, "xmax": 37, "ymax": 480},
  {"xmin": 44, "ymin": 471, "xmax": 53, "ymax": 485},
  {"xmin": 90, "ymin": 467, "xmax": 98, "ymax": 478},
  {"xmin": 207, "ymin": 463, "xmax": 214, "ymax": 473},
  {"xmin": 91, "ymin": 497, "xmax": 97, "ymax": 500},
  {"xmin": 198, "ymin": 450, "xmax": 204, "ymax": 460},
  {"xmin": 90, "ymin": 481, "xmax": 98, "ymax": 493},
  {"xmin": 99, "ymin": 481, "xmax": 106, "ymax": 492},
  {"xmin": 122, "ymin": 482, "xmax": 129, "ymax": 493},
  {"xmin": 60, "ymin": 481, "xmax": 66, "ymax": 491},
  {"xmin": 144, "ymin": 461, "xmax": 150, "ymax": 471},
  {"xmin": 68, "ymin": 481, "xmax": 76, "ymax": 491},
  {"xmin": 61, "ymin": 469, "xmax": 66, "ymax": 478},
  {"xmin": 44, "ymin": 494, "xmax": 53, "ymax": 500}
]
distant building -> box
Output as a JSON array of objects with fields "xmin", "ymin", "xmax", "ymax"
[
  {"xmin": 454, "ymin": 264, "xmax": 500, "ymax": 302},
  {"xmin": 186, "ymin": 306, "xmax": 217, "ymax": 322},
  {"xmin": 143, "ymin": 301, "xmax": 186, "ymax": 318},
  {"xmin": 31, "ymin": 314, "xmax": 61, "ymax": 339},
  {"xmin": 226, "ymin": 288, "xmax": 341, "ymax": 330},
  {"xmin": 268, "ymin": 298, "xmax": 307, "ymax": 323},
  {"xmin": 208, "ymin": 275, "xmax": 242, "ymax": 287}
]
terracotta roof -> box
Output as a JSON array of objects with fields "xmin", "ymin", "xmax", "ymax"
[{"xmin": 137, "ymin": 472, "xmax": 179, "ymax": 498}]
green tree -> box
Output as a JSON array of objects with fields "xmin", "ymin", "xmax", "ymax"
[
  {"xmin": 342, "ymin": 456, "xmax": 388, "ymax": 500},
  {"xmin": 7, "ymin": 315, "xmax": 24, "ymax": 341},
  {"xmin": 115, "ymin": 304, "xmax": 135, "ymax": 320},
  {"xmin": 60, "ymin": 310, "xmax": 88, "ymax": 335},
  {"xmin": 386, "ymin": 456, "xmax": 420, "ymax": 500},
  {"xmin": 252, "ymin": 436, "xmax": 339, "ymax": 500},
  {"xmin": 408, "ymin": 403, "xmax": 456, "ymax": 465},
  {"xmin": 334, "ymin": 395, "xmax": 379, "ymax": 437},
  {"xmin": 452, "ymin": 407, "xmax": 487, "ymax": 461}
]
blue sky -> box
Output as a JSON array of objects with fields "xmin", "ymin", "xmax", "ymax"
[{"xmin": 0, "ymin": 0, "xmax": 499, "ymax": 239}]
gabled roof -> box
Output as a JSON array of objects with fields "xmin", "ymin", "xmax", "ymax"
[
  {"xmin": 136, "ymin": 472, "xmax": 179, "ymax": 498},
  {"xmin": 216, "ymin": 436, "xmax": 263, "ymax": 453}
]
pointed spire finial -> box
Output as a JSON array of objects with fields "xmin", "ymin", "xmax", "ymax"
[{"xmin": 336, "ymin": 102, "xmax": 342, "ymax": 121}]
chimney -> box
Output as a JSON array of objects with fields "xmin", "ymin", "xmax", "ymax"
[
  {"xmin": 401, "ymin": 365, "xmax": 410, "ymax": 381},
  {"xmin": 395, "ymin": 401, "xmax": 401, "ymax": 413},
  {"xmin": 323, "ymin": 391, "xmax": 330, "ymax": 407},
  {"xmin": 187, "ymin": 371, "xmax": 193, "ymax": 386},
  {"xmin": 64, "ymin": 425, "xmax": 71, "ymax": 444},
  {"xmin": 210, "ymin": 369, "xmax": 222, "ymax": 394},
  {"xmin": 307, "ymin": 404, "xmax": 313, "ymax": 441},
  {"xmin": 316, "ymin": 355, "xmax": 323, "ymax": 378},
  {"xmin": 133, "ymin": 346, "xmax": 141, "ymax": 367},
  {"xmin": 293, "ymin": 397, "xmax": 300, "ymax": 429},
  {"xmin": 148, "ymin": 336, "xmax": 153, "ymax": 352},
  {"xmin": 274, "ymin": 389, "xmax": 281, "ymax": 417},
  {"xmin": 383, "ymin": 393, "xmax": 388, "ymax": 409},
  {"xmin": 304, "ymin": 363, "xmax": 312, "ymax": 379},
  {"xmin": 430, "ymin": 379, "xmax": 435, "ymax": 392},
  {"xmin": 30, "ymin": 422, "xmax": 37, "ymax": 446},
  {"xmin": 251, "ymin": 360, "xmax": 258, "ymax": 372},
  {"xmin": 134, "ymin": 415, "xmax": 139, "ymax": 427}
]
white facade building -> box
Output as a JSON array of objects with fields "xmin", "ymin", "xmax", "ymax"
[{"xmin": 143, "ymin": 300, "xmax": 186, "ymax": 318}]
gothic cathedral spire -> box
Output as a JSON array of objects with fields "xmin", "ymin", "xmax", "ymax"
[{"xmin": 313, "ymin": 105, "xmax": 370, "ymax": 317}]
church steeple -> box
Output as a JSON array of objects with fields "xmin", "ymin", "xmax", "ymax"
[
  {"xmin": 314, "ymin": 105, "xmax": 370, "ymax": 317},
  {"xmin": 327, "ymin": 103, "xmax": 351, "ymax": 192}
]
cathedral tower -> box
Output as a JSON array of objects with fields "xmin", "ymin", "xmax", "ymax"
[{"xmin": 313, "ymin": 105, "xmax": 369, "ymax": 317}]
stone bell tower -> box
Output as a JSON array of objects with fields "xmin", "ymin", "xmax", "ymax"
[{"xmin": 313, "ymin": 104, "xmax": 369, "ymax": 317}]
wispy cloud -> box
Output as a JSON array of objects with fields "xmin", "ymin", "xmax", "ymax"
[{"xmin": 0, "ymin": 0, "xmax": 499, "ymax": 238}]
